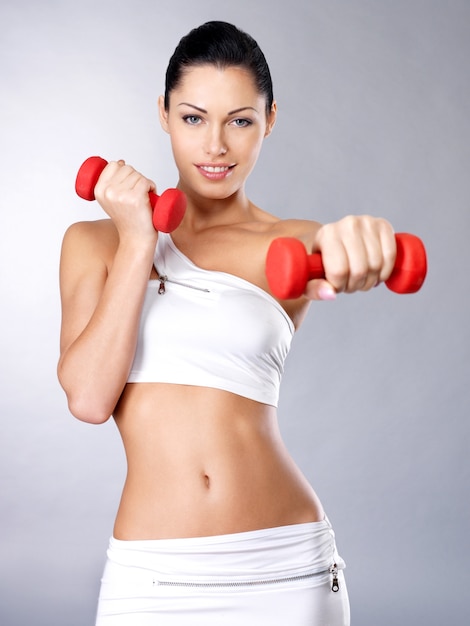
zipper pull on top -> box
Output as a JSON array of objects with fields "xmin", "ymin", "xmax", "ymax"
[{"xmin": 158, "ymin": 274, "xmax": 168, "ymax": 295}]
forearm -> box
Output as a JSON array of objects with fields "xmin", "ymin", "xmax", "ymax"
[{"xmin": 58, "ymin": 238, "xmax": 155, "ymax": 423}]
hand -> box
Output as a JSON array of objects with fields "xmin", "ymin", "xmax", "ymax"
[
  {"xmin": 305, "ymin": 215, "xmax": 397, "ymax": 300},
  {"xmin": 94, "ymin": 160, "xmax": 158, "ymax": 241}
]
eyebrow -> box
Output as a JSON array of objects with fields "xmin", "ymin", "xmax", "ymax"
[{"xmin": 177, "ymin": 103, "xmax": 259, "ymax": 115}]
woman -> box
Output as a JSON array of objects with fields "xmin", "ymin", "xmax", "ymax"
[{"xmin": 58, "ymin": 21, "xmax": 396, "ymax": 625}]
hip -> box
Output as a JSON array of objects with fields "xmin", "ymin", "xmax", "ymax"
[{"xmin": 96, "ymin": 519, "xmax": 349, "ymax": 625}]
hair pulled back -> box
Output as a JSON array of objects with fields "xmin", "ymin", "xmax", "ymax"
[{"xmin": 164, "ymin": 21, "xmax": 274, "ymax": 115}]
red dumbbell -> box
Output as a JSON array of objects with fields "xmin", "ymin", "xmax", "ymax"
[
  {"xmin": 75, "ymin": 156, "xmax": 186, "ymax": 233},
  {"xmin": 266, "ymin": 233, "xmax": 427, "ymax": 299}
]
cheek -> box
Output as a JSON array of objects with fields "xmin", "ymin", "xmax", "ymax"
[
  {"xmin": 237, "ymin": 133, "xmax": 265, "ymax": 165},
  {"xmin": 169, "ymin": 134, "xmax": 193, "ymax": 167}
]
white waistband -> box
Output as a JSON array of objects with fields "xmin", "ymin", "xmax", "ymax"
[{"xmin": 107, "ymin": 520, "xmax": 345, "ymax": 582}]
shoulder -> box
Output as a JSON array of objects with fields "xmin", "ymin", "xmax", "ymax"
[
  {"xmin": 248, "ymin": 202, "xmax": 322, "ymax": 243},
  {"xmin": 59, "ymin": 219, "xmax": 119, "ymax": 299},
  {"xmin": 60, "ymin": 219, "xmax": 118, "ymax": 270},
  {"xmin": 62, "ymin": 218, "xmax": 118, "ymax": 248},
  {"xmin": 207, "ymin": 215, "xmax": 322, "ymax": 279},
  {"xmin": 267, "ymin": 218, "xmax": 322, "ymax": 244}
]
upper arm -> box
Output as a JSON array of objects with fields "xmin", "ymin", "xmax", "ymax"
[{"xmin": 58, "ymin": 220, "xmax": 116, "ymax": 358}]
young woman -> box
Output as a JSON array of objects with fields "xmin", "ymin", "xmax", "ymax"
[{"xmin": 58, "ymin": 21, "xmax": 396, "ymax": 625}]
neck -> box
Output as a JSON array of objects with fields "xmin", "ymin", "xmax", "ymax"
[{"xmin": 177, "ymin": 184, "xmax": 253, "ymax": 233}]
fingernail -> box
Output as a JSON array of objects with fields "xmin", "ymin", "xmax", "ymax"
[{"xmin": 319, "ymin": 286, "xmax": 337, "ymax": 301}]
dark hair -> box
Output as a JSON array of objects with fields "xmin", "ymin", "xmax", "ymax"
[{"xmin": 164, "ymin": 21, "xmax": 273, "ymax": 115}]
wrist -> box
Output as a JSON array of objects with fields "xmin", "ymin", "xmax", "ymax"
[
  {"xmin": 118, "ymin": 231, "xmax": 158, "ymax": 252},
  {"xmin": 114, "ymin": 233, "xmax": 158, "ymax": 272}
]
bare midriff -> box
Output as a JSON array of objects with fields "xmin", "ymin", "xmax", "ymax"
[{"xmin": 112, "ymin": 382, "xmax": 324, "ymax": 540}]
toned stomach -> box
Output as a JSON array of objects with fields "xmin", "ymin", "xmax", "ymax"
[{"xmin": 112, "ymin": 383, "xmax": 324, "ymax": 540}]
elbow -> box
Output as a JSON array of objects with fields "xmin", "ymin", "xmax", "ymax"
[
  {"xmin": 57, "ymin": 367, "xmax": 113, "ymax": 425},
  {"xmin": 66, "ymin": 395, "xmax": 112, "ymax": 425}
]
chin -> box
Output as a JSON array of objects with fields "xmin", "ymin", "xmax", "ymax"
[{"xmin": 187, "ymin": 179, "xmax": 241, "ymax": 202}]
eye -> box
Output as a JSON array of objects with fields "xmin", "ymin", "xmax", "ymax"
[
  {"xmin": 231, "ymin": 118, "xmax": 252, "ymax": 128},
  {"xmin": 182, "ymin": 114, "xmax": 202, "ymax": 125}
]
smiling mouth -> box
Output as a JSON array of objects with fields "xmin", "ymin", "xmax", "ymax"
[{"xmin": 199, "ymin": 164, "xmax": 235, "ymax": 173}]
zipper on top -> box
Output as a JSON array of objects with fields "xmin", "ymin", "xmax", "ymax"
[{"xmin": 155, "ymin": 272, "xmax": 210, "ymax": 295}]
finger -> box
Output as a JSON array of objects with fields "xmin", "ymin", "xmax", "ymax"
[
  {"xmin": 132, "ymin": 173, "xmax": 157, "ymax": 196},
  {"xmin": 95, "ymin": 164, "xmax": 148, "ymax": 208},
  {"xmin": 356, "ymin": 234, "xmax": 383, "ymax": 292},
  {"xmin": 317, "ymin": 237, "xmax": 350, "ymax": 293},
  {"xmin": 378, "ymin": 225, "xmax": 397, "ymax": 283},
  {"xmin": 112, "ymin": 165, "xmax": 156, "ymax": 195},
  {"xmin": 304, "ymin": 279, "xmax": 337, "ymax": 301},
  {"xmin": 95, "ymin": 160, "xmax": 128, "ymax": 190},
  {"xmin": 343, "ymin": 239, "xmax": 371, "ymax": 292},
  {"xmin": 344, "ymin": 217, "xmax": 389, "ymax": 292}
]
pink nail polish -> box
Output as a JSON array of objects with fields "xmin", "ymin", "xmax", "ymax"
[{"xmin": 319, "ymin": 286, "xmax": 337, "ymax": 301}]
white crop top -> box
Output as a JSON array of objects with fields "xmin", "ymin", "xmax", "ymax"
[{"xmin": 127, "ymin": 233, "xmax": 295, "ymax": 406}]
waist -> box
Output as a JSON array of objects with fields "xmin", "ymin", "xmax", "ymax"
[
  {"xmin": 112, "ymin": 383, "xmax": 324, "ymax": 539},
  {"xmin": 107, "ymin": 519, "xmax": 345, "ymax": 582},
  {"xmin": 114, "ymin": 453, "xmax": 324, "ymax": 540}
]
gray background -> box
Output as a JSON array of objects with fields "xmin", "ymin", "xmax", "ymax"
[{"xmin": 1, "ymin": 0, "xmax": 469, "ymax": 624}]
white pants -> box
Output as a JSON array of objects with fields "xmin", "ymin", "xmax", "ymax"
[{"xmin": 95, "ymin": 519, "xmax": 350, "ymax": 625}]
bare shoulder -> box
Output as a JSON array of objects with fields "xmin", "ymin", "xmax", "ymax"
[
  {"xmin": 199, "ymin": 213, "xmax": 322, "ymax": 280},
  {"xmin": 61, "ymin": 218, "xmax": 118, "ymax": 258},
  {"xmin": 59, "ymin": 219, "xmax": 118, "ymax": 313},
  {"xmin": 60, "ymin": 219, "xmax": 118, "ymax": 275},
  {"xmin": 247, "ymin": 201, "xmax": 322, "ymax": 241},
  {"xmin": 267, "ymin": 217, "xmax": 322, "ymax": 245}
]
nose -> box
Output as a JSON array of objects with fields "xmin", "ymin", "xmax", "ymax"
[{"xmin": 204, "ymin": 126, "xmax": 227, "ymax": 156}]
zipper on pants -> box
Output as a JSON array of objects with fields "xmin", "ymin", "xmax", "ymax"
[
  {"xmin": 330, "ymin": 563, "xmax": 339, "ymax": 592},
  {"xmin": 155, "ymin": 565, "xmax": 339, "ymax": 592}
]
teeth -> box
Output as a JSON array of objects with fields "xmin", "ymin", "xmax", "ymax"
[{"xmin": 201, "ymin": 166, "xmax": 230, "ymax": 173}]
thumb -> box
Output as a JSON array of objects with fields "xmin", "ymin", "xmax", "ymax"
[{"xmin": 304, "ymin": 279, "xmax": 337, "ymax": 301}]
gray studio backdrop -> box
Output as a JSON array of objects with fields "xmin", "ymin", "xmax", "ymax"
[{"xmin": 1, "ymin": 0, "xmax": 469, "ymax": 624}]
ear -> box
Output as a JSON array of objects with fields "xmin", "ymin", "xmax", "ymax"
[
  {"xmin": 158, "ymin": 95, "xmax": 170, "ymax": 133},
  {"xmin": 264, "ymin": 101, "xmax": 277, "ymax": 137}
]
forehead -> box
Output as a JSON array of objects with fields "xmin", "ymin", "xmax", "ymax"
[{"xmin": 170, "ymin": 64, "xmax": 263, "ymax": 109}]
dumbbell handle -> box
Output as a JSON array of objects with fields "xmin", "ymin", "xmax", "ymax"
[
  {"xmin": 75, "ymin": 156, "xmax": 186, "ymax": 233},
  {"xmin": 266, "ymin": 232, "xmax": 427, "ymax": 299}
]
